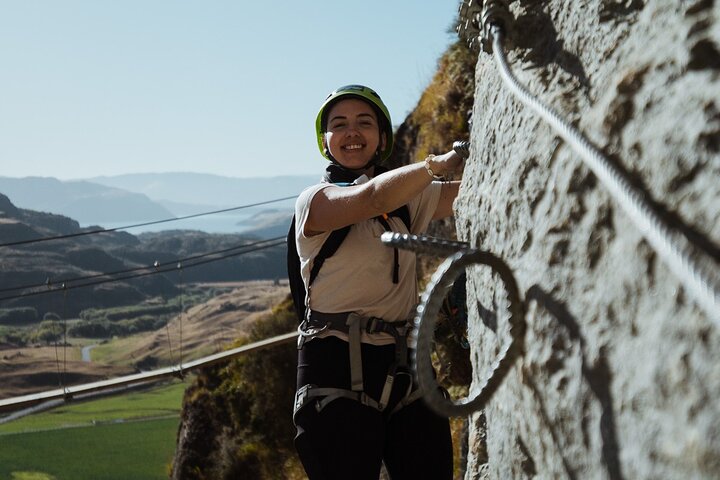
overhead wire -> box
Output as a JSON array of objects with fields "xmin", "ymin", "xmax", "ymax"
[
  {"xmin": 177, "ymin": 267, "xmax": 185, "ymax": 375},
  {"xmin": 61, "ymin": 289, "xmax": 69, "ymax": 392},
  {"xmin": 159, "ymin": 273, "xmax": 177, "ymax": 373},
  {"xmin": 0, "ymin": 236, "xmax": 285, "ymax": 294},
  {"xmin": 0, "ymin": 191, "xmax": 294, "ymax": 403},
  {"xmin": 0, "ymin": 169, "xmax": 300, "ymax": 412},
  {"xmin": 2, "ymin": 237, "xmax": 285, "ymax": 390},
  {"xmin": 0, "ymin": 238, "xmax": 286, "ymax": 303},
  {"xmin": 51, "ymin": 294, "xmax": 64, "ymax": 392},
  {"xmin": 0, "ymin": 195, "xmax": 297, "ymax": 249}
]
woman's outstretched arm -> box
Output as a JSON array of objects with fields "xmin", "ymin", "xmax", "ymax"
[{"xmin": 304, "ymin": 150, "xmax": 463, "ymax": 236}]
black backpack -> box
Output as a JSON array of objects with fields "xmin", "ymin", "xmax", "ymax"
[{"xmin": 287, "ymin": 165, "xmax": 411, "ymax": 323}]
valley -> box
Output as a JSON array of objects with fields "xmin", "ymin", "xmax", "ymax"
[{"xmin": 0, "ymin": 279, "xmax": 290, "ymax": 400}]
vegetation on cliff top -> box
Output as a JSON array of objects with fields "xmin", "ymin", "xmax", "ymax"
[
  {"xmin": 170, "ymin": 297, "xmax": 301, "ymax": 479},
  {"xmin": 389, "ymin": 40, "xmax": 475, "ymax": 169}
]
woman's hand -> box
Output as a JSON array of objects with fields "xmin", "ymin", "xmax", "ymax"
[{"xmin": 427, "ymin": 149, "xmax": 465, "ymax": 220}]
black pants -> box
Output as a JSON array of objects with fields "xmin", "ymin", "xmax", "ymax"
[{"xmin": 294, "ymin": 336, "xmax": 453, "ymax": 480}]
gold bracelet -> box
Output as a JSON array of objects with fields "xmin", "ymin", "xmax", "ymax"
[{"xmin": 424, "ymin": 155, "xmax": 441, "ymax": 179}]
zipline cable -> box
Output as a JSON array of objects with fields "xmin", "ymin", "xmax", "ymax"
[
  {"xmin": 0, "ymin": 239, "xmax": 285, "ymax": 302},
  {"xmin": 157, "ymin": 268, "xmax": 177, "ymax": 372},
  {"xmin": 0, "ymin": 330, "xmax": 299, "ymax": 413},
  {"xmin": 0, "ymin": 195, "xmax": 297, "ymax": 249},
  {"xmin": 62, "ymin": 288, "xmax": 68, "ymax": 389},
  {"xmin": 0, "ymin": 236, "xmax": 286, "ymax": 294}
]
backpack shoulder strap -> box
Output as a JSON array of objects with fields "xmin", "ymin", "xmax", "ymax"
[
  {"xmin": 386, "ymin": 204, "xmax": 411, "ymax": 232},
  {"xmin": 287, "ymin": 214, "xmax": 352, "ymax": 322},
  {"xmin": 287, "ymin": 182, "xmax": 411, "ymax": 321},
  {"xmin": 398, "ymin": 205, "xmax": 411, "ymax": 232},
  {"xmin": 287, "ymin": 215, "xmax": 306, "ymax": 322},
  {"xmin": 309, "ymin": 225, "xmax": 351, "ymax": 285}
]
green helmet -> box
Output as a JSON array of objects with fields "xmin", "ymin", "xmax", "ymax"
[{"xmin": 315, "ymin": 84, "xmax": 394, "ymax": 162}]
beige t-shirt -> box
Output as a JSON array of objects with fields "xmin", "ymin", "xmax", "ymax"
[{"xmin": 295, "ymin": 179, "xmax": 443, "ymax": 345}]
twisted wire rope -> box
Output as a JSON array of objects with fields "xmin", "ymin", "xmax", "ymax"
[{"xmin": 492, "ymin": 27, "xmax": 719, "ymax": 325}]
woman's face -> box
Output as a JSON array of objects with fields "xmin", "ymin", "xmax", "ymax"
[{"xmin": 324, "ymin": 98, "xmax": 385, "ymax": 170}]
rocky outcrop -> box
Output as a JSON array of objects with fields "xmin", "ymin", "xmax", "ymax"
[
  {"xmin": 457, "ymin": 1, "xmax": 719, "ymax": 479},
  {"xmin": 0, "ymin": 193, "xmax": 20, "ymax": 218}
]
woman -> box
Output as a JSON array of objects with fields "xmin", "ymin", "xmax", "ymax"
[{"xmin": 293, "ymin": 84, "xmax": 464, "ymax": 479}]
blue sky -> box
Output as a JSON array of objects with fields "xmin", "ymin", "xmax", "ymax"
[{"xmin": 1, "ymin": 1, "xmax": 461, "ymax": 180}]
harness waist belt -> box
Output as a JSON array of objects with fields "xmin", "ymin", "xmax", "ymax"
[{"xmin": 306, "ymin": 311, "xmax": 412, "ymax": 337}]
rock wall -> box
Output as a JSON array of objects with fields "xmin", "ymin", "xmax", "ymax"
[{"xmin": 456, "ymin": 1, "xmax": 720, "ymax": 479}]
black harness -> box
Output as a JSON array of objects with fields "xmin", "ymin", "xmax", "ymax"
[{"xmin": 287, "ymin": 163, "xmax": 421, "ymax": 417}]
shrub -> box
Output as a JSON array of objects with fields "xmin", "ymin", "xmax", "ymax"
[
  {"xmin": 68, "ymin": 320, "xmax": 112, "ymax": 338},
  {"xmin": 29, "ymin": 320, "xmax": 64, "ymax": 344},
  {"xmin": 0, "ymin": 307, "xmax": 38, "ymax": 326},
  {"xmin": 172, "ymin": 297, "xmax": 301, "ymax": 479},
  {"xmin": 0, "ymin": 326, "xmax": 29, "ymax": 346}
]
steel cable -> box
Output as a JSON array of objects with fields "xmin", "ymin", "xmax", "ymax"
[
  {"xmin": 491, "ymin": 26, "xmax": 720, "ymax": 325},
  {"xmin": 0, "ymin": 330, "xmax": 299, "ymax": 413},
  {"xmin": 0, "ymin": 236, "xmax": 285, "ymax": 294},
  {"xmin": 0, "ymin": 239, "xmax": 285, "ymax": 302}
]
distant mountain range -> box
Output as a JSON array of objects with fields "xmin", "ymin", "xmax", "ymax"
[
  {"xmin": 0, "ymin": 173, "xmax": 317, "ymax": 234},
  {"xmin": 0, "ymin": 177, "xmax": 173, "ymax": 226},
  {"xmin": 90, "ymin": 172, "xmax": 317, "ymax": 213}
]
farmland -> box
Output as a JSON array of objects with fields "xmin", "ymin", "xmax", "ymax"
[
  {"xmin": 0, "ymin": 381, "xmax": 187, "ymax": 480},
  {"xmin": 0, "ymin": 417, "xmax": 179, "ymax": 480}
]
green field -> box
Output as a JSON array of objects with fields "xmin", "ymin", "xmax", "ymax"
[
  {"xmin": 0, "ymin": 417, "xmax": 179, "ymax": 480},
  {"xmin": 0, "ymin": 381, "xmax": 187, "ymax": 435},
  {"xmin": 0, "ymin": 382, "xmax": 187, "ymax": 480}
]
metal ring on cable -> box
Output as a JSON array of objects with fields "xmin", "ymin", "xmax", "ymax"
[
  {"xmin": 413, "ymin": 250, "xmax": 525, "ymax": 417},
  {"xmin": 381, "ymin": 232, "xmax": 526, "ymax": 418}
]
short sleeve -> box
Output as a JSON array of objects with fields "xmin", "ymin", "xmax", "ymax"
[
  {"xmin": 295, "ymin": 183, "xmax": 332, "ymax": 241},
  {"xmin": 294, "ymin": 183, "xmax": 334, "ymax": 289}
]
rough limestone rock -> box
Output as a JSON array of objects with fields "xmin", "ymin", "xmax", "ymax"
[{"xmin": 456, "ymin": 1, "xmax": 719, "ymax": 479}]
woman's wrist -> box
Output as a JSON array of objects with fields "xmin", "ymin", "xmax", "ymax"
[{"xmin": 424, "ymin": 154, "xmax": 444, "ymax": 179}]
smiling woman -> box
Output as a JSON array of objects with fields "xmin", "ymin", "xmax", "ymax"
[{"xmin": 289, "ymin": 84, "xmax": 465, "ymax": 479}]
